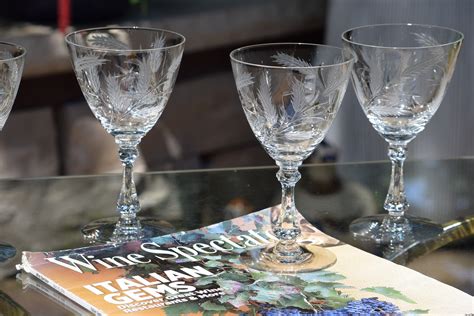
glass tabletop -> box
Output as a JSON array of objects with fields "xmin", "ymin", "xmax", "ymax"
[{"xmin": 0, "ymin": 158, "xmax": 472, "ymax": 314}]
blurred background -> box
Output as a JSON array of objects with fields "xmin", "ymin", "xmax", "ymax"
[{"xmin": 0, "ymin": 0, "xmax": 472, "ymax": 177}]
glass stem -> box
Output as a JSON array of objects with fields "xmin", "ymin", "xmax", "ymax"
[
  {"xmin": 272, "ymin": 163, "xmax": 306, "ymax": 262},
  {"xmin": 113, "ymin": 145, "xmax": 143, "ymax": 241},
  {"xmin": 384, "ymin": 144, "xmax": 409, "ymax": 217},
  {"xmin": 118, "ymin": 146, "xmax": 140, "ymax": 216}
]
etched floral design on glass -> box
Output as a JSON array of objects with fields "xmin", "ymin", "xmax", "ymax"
[
  {"xmin": 342, "ymin": 24, "xmax": 463, "ymax": 243},
  {"xmin": 66, "ymin": 27, "xmax": 185, "ymax": 243},
  {"xmin": 231, "ymin": 44, "xmax": 354, "ymax": 271},
  {"xmin": 0, "ymin": 42, "xmax": 26, "ymax": 261}
]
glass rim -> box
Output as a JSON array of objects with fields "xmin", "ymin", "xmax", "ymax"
[
  {"xmin": 341, "ymin": 23, "xmax": 464, "ymax": 50},
  {"xmin": 0, "ymin": 41, "xmax": 27, "ymax": 61},
  {"xmin": 229, "ymin": 42, "xmax": 355, "ymax": 70},
  {"xmin": 65, "ymin": 26, "xmax": 186, "ymax": 53}
]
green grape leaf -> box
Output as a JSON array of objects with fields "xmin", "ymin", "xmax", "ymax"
[
  {"xmin": 297, "ymin": 271, "xmax": 346, "ymax": 283},
  {"xmin": 404, "ymin": 309, "xmax": 430, "ymax": 314},
  {"xmin": 219, "ymin": 292, "xmax": 250, "ymax": 308},
  {"xmin": 249, "ymin": 271, "xmax": 280, "ymax": 283},
  {"xmin": 216, "ymin": 279, "xmax": 244, "ymax": 294},
  {"xmin": 251, "ymin": 271, "xmax": 307, "ymax": 287},
  {"xmin": 327, "ymin": 295, "xmax": 353, "ymax": 309},
  {"xmin": 304, "ymin": 281, "xmax": 351, "ymax": 295},
  {"xmin": 194, "ymin": 275, "xmax": 219, "ymax": 286},
  {"xmin": 205, "ymin": 260, "xmax": 224, "ymax": 268},
  {"xmin": 202, "ymin": 255, "xmax": 222, "ymax": 261},
  {"xmin": 251, "ymin": 286, "xmax": 284, "ymax": 304},
  {"xmin": 219, "ymin": 271, "xmax": 250, "ymax": 282},
  {"xmin": 362, "ymin": 287, "xmax": 416, "ymax": 304},
  {"xmin": 280, "ymin": 294, "xmax": 313, "ymax": 309},
  {"xmin": 304, "ymin": 283, "xmax": 340, "ymax": 297},
  {"xmin": 217, "ymin": 294, "xmax": 232, "ymax": 303},
  {"xmin": 228, "ymin": 257, "xmax": 242, "ymax": 264},
  {"xmin": 194, "ymin": 271, "xmax": 249, "ymax": 287},
  {"xmin": 200, "ymin": 301, "xmax": 227, "ymax": 311}
]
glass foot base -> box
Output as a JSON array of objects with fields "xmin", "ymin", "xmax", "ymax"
[
  {"xmin": 350, "ymin": 214, "xmax": 443, "ymax": 244},
  {"xmin": 241, "ymin": 244, "xmax": 336, "ymax": 273},
  {"xmin": 0, "ymin": 243, "xmax": 16, "ymax": 262},
  {"xmin": 82, "ymin": 217, "xmax": 175, "ymax": 244}
]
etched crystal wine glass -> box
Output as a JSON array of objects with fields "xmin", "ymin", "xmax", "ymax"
[
  {"xmin": 342, "ymin": 24, "xmax": 463, "ymax": 243},
  {"xmin": 230, "ymin": 43, "xmax": 354, "ymax": 271},
  {"xmin": 66, "ymin": 27, "xmax": 185, "ymax": 243},
  {"xmin": 0, "ymin": 42, "xmax": 25, "ymax": 260}
]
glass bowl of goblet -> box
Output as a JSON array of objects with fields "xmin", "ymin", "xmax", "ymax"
[
  {"xmin": 230, "ymin": 43, "xmax": 354, "ymax": 272},
  {"xmin": 0, "ymin": 42, "xmax": 26, "ymax": 260},
  {"xmin": 66, "ymin": 27, "xmax": 185, "ymax": 243},
  {"xmin": 342, "ymin": 24, "xmax": 463, "ymax": 244}
]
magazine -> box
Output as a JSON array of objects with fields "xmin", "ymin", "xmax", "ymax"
[{"xmin": 18, "ymin": 206, "xmax": 472, "ymax": 315}]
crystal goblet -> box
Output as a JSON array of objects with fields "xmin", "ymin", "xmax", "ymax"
[
  {"xmin": 230, "ymin": 43, "xmax": 354, "ymax": 271},
  {"xmin": 0, "ymin": 42, "xmax": 26, "ymax": 260},
  {"xmin": 66, "ymin": 27, "xmax": 185, "ymax": 243},
  {"xmin": 342, "ymin": 24, "xmax": 463, "ymax": 243}
]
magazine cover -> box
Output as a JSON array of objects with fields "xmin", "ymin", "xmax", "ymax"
[{"xmin": 19, "ymin": 207, "xmax": 472, "ymax": 315}]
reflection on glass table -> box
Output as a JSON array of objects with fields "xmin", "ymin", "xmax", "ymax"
[{"xmin": 0, "ymin": 158, "xmax": 472, "ymax": 314}]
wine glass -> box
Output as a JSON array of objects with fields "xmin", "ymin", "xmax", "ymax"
[
  {"xmin": 342, "ymin": 24, "xmax": 463, "ymax": 243},
  {"xmin": 65, "ymin": 27, "xmax": 185, "ymax": 243},
  {"xmin": 230, "ymin": 43, "xmax": 354, "ymax": 272},
  {"xmin": 0, "ymin": 42, "xmax": 26, "ymax": 261}
]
